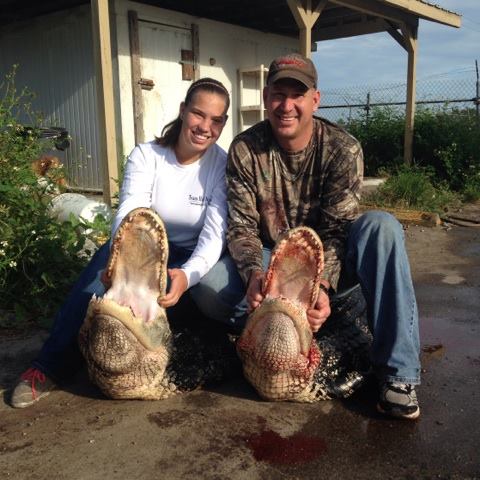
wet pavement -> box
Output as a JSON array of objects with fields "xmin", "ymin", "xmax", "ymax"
[{"xmin": 1, "ymin": 220, "xmax": 479, "ymax": 480}]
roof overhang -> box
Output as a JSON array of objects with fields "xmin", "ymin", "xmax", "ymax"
[{"xmin": 0, "ymin": 0, "xmax": 461, "ymax": 38}]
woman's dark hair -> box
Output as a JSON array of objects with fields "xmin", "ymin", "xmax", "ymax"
[{"xmin": 156, "ymin": 77, "xmax": 230, "ymax": 147}]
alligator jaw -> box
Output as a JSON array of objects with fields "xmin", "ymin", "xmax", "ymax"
[
  {"xmin": 237, "ymin": 227, "xmax": 324, "ymax": 401},
  {"xmin": 263, "ymin": 227, "xmax": 324, "ymax": 309},
  {"xmin": 239, "ymin": 296, "xmax": 312, "ymax": 359},
  {"xmin": 101, "ymin": 207, "xmax": 169, "ymax": 351},
  {"xmin": 83, "ymin": 295, "xmax": 170, "ymax": 353}
]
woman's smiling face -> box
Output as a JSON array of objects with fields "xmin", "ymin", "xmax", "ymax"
[{"xmin": 176, "ymin": 90, "xmax": 228, "ymax": 164}]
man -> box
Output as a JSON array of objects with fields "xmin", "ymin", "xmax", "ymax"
[{"xmin": 225, "ymin": 53, "xmax": 421, "ymax": 420}]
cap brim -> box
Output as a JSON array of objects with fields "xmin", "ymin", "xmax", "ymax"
[{"xmin": 267, "ymin": 70, "xmax": 315, "ymax": 89}]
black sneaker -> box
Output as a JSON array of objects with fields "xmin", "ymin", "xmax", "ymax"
[
  {"xmin": 10, "ymin": 367, "xmax": 56, "ymax": 408},
  {"xmin": 377, "ymin": 382, "xmax": 420, "ymax": 420}
]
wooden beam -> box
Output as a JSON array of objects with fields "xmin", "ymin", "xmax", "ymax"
[
  {"xmin": 191, "ymin": 23, "xmax": 200, "ymax": 81},
  {"xmin": 299, "ymin": 27, "xmax": 311, "ymax": 58},
  {"xmin": 314, "ymin": 17, "xmax": 388, "ymax": 41},
  {"xmin": 329, "ymin": 0, "xmax": 417, "ymax": 27},
  {"xmin": 287, "ymin": 0, "xmax": 327, "ymax": 27},
  {"xmin": 287, "ymin": 0, "xmax": 327, "ymax": 57},
  {"xmin": 402, "ymin": 21, "xmax": 418, "ymax": 165},
  {"xmin": 385, "ymin": 20, "xmax": 407, "ymax": 50},
  {"xmin": 128, "ymin": 10, "xmax": 144, "ymax": 145},
  {"xmin": 381, "ymin": 0, "xmax": 461, "ymax": 28},
  {"xmin": 400, "ymin": 22, "xmax": 416, "ymax": 54},
  {"xmin": 91, "ymin": 0, "xmax": 119, "ymax": 206}
]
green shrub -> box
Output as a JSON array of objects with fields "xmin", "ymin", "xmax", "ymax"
[
  {"xmin": 414, "ymin": 107, "xmax": 480, "ymax": 191},
  {"xmin": 366, "ymin": 166, "xmax": 460, "ymax": 212},
  {"xmin": 462, "ymin": 173, "xmax": 480, "ymax": 202},
  {"xmin": 346, "ymin": 105, "xmax": 480, "ymax": 193},
  {"xmin": 0, "ymin": 67, "xmax": 96, "ymax": 328},
  {"xmin": 347, "ymin": 106, "xmax": 405, "ymax": 177}
]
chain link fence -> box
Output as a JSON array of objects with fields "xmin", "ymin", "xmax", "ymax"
[{"xmin": 318, "ymin": 70, "xmax": 480, "ymax": 127}]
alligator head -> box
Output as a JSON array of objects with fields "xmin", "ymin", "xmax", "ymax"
[
  {"xmin": 237, "ymin": 226, "xmax": 372, "ymax": 402},
  {"xmin": 78, "ymin": 208, "xmax": 175, "ymax": 400},
  {"xmin": 237, "ymin": 227, "xmax": 325, "ymax": 402}
]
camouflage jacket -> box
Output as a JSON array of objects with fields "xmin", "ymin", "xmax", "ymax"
[{"xmin": 226, "ymin": 117, "xmax": 363, "ymax": 291}]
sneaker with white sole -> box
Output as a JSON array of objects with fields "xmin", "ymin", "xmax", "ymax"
[
  {"xmin": 10, "ymin": 367, "xmax": 56, "ymax": 409},
  {"xmin": 377, "ymin": 382, "xmax": 420, "ymax": 420}
]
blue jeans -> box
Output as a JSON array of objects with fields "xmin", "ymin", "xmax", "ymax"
[
  {"xmin": 34, "ymin": 210, "xmax": 420, "ymax": 386},
  {"xmin": 191, "ymin": 211, "xmax": 421, "ymax": 385}
]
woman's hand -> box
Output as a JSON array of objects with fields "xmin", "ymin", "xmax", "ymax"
[
  {"xmin": 246, "ymin": 270, "xmax": 265, "ymax": 312},
  {"xmin": 306, "ymin": 283, "xmax": 331, "ymax": 333},
  {"xmin": 158, "ymin": 269, "xmax": 188, "ymax": 308}
]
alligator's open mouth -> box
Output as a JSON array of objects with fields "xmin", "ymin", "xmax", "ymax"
[
  {"xmin": 237, "ymin": 227, "xmax": 324, "ymax": 401},
  {"xmin": 101, "ymin": 207, "xmax": 169, "ymax": 351}
]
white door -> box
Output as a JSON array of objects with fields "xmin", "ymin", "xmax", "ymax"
[{"xmin": 138, "ymin": 21, "xmax": 193, "ymax": 142}]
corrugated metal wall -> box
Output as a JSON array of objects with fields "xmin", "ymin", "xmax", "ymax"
[{"xmin": 0, "ymin": 5, "xmax": 102, "ymax": 191}]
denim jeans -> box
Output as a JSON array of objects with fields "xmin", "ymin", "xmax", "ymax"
[
  {"xmin": 34, "ymin": 210, "xmax": 420, "ymax": 386},
  {"xmin": 190, "ymin": 210, "xmax": 421, "ymax": 385}
]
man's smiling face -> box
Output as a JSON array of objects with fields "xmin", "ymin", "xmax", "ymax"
[{"xmin": 263, "ymin": 78, "xmax": 320, "ymax": 151}]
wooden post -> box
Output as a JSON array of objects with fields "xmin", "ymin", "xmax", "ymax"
[
  {"xmin": 402, "ymin": 22, "xmax": 418, "ymax": 166},
  {"xmin": 191, "ymin": 23, "xmax": 200, "ymax": 81},
  {"xmin": 91, "ymin": 0, "xmax": 119, "ymax": 205},
  {"xmin": 128, "ymin": 10, "xmax": 144, "ymax": 145},
  {"xmin": 287, "ymin": 0, "xmax": 327, "ymax": 58}
]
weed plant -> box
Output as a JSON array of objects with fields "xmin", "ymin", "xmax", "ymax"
[{"xmin": 0, "ymin": 68, "xmax": 104, "ymax": 328}]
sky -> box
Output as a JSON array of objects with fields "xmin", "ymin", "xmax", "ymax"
[{"xmin": 312, "ymin": 1, "xmax": 480, "ymax": 91}]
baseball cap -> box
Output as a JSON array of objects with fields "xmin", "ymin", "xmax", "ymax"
[{"xmin": 266, "ymin": 53, "xmax": 318, "ymax": 89}]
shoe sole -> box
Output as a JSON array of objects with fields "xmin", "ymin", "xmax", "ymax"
[
  {"xmin": 376, "ymin": 402, "xmax": 420, "ymax": 420},
  {"xmin": 11, "ymin": 390, "xmax": 54, "ymax": 409}
]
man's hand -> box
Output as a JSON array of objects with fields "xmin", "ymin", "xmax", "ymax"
[
  {"xmin": 158, "ymin": 269, "xmax": 188, "ymax": 308},
  {"xmin": 306, "ymin": 283, "xmax": 331, "ymax": 333},
  {"xmin": 246, "ymin": 270, "xmax": 265, "ymax": 312}
]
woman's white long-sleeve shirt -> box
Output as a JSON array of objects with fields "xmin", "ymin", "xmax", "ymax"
[{"xmin": 112, "ymin": 141, "xmax": 227, "ymax": 288}]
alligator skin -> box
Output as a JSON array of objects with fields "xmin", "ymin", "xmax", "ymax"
[
  {"xmin": 78, "ymin": 208, "xmax": 238, "ymax": 400},
  {"xmin": 237, "ymin": 227, "xmax": 371, "ymax": 402}
]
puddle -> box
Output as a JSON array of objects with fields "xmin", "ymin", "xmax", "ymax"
[
  {"xmin": 420, "ymin": 315, "xmax": 479, "ymax": 357},
  {"xmin": 147, "ymin": 409, "xmax": 187, "ymax": 428},
  {"xmin": 441, "ymin": 273, "xmax": 465, "ymax": 285}
]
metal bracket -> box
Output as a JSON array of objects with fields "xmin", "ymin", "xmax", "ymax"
[{"xmin": 139, "ymin": 78, "xmax": 155, "ymax": 90}]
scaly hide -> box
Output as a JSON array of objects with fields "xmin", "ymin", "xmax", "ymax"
[{"xmin": 237, "ymin": 227, "xmax": 371, "ymax": 402}]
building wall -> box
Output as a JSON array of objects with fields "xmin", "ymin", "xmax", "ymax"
[
  {"xmin": 114, "ymin": 0, "xmax": 298, "ymax": 158},
  {"xmin": 0, "ymin": 5, "xmax": 103, "ymax": 191},
  {"xmin": 0, "ymin": 2, "xmax": 299, "ymax": 191}
]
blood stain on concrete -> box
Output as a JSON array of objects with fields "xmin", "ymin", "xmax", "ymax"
[{"xmin": 243, "ymin": 429, "xmax": 327, "ymax": 465}]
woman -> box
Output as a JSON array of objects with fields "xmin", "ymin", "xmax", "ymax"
[{"xmin": 11, "ymin": 78, "xmax": 238, "ymax": 408}]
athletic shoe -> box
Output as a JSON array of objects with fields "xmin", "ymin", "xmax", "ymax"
[
  {"xmin": 377, "ymin": 382, "xmax": 420, "ymax": 420},
  {"xmin": 10, "ymin": 367, "xmax": 56, "ymax": 408}
]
